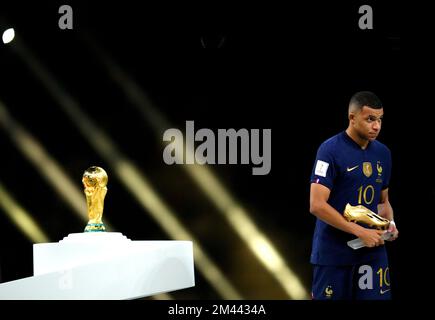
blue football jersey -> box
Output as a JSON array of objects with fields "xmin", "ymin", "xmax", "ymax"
[{"xmin": 310, "ymin": 131, "xmax": 392, "ymax": 265}]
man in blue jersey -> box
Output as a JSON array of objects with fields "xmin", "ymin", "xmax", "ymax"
[{"xmin": 309, "ymin": 91, "xmax": 399, "ymax": 300}]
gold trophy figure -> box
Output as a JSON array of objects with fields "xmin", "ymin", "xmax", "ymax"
[{"xmin": 83, "ymin": 166, "xmax": 108, "ymax": 232}]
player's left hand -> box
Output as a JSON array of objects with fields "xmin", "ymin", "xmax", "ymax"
[{"xmin": 386, "ymin": 221, "xmax": 399, "ymax": 241}]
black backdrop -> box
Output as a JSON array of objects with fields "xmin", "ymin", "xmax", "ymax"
[{"xmin": 0, "ymin": 1, "xmax": 417, "ymax": 303}]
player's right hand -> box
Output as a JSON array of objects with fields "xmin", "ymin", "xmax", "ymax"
[{"xmin": 356, "ymin": 228, "xmax": 385, "ymax": 247}]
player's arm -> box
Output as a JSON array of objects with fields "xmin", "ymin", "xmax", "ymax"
[
  {"xmin": 310, "ymin": 183, "xmax": 384, "ymax": 247},
  {"xmin": 378, "ymin": 188, "xmax": 399, "ymax": 241}
]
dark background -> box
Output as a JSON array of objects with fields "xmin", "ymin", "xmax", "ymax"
[{"xmin": 0, "ymin": 1, "xmax": 415, "ymax": 301}]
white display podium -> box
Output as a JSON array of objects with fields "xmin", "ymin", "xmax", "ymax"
[{"xmin": 0, "ymin": 233, "xmax": 195, "ymax": 299}]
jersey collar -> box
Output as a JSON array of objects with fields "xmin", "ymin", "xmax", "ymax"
[{"xmin": 342, "ymin": 131, "xmax": 372, "ymax": 150}]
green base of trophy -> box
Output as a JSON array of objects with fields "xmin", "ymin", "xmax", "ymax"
[{"xmin": 84, "ymin": 223, "xmax": 106, "ymax": 232}]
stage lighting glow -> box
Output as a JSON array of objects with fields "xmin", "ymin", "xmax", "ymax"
[
  {"xmin": 0, "ymin": 182, "xmax": 49, "ymax": 243},
  {"xmin": 2, "ymin": 28, "xmax": 15, "ymax": 44},
  {"xmin": 8, "ymin": 42, "xmax": 242, "ymax": 299},
  {"xmin": 89, "ymin": 45, "xmax": 310, "ymax": 299}
]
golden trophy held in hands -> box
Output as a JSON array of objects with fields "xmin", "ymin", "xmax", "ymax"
[
  {"xmin": 344, "ymin": 203, "xmax": 390, "ymax": 230},
  {"xmin": 343, "ymin": 203, "xmax": 393, "ymax": 249},
  {"xmin": 83, "ymin": 166, "xmax": 108, "ymax": 232}
]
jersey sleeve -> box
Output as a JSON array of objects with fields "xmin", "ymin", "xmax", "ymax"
[
  {"xmin": 310, "ymin": 142, "xmax": 336, "ymax": 190},
  {"xmin": 382, "ymin": 148, "xmax": 392, "ymax": 190}
]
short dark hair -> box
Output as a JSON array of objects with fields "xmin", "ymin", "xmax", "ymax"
[{"xmin": 349, "ymin": 91, "xmax": 383, "ymax": 112}]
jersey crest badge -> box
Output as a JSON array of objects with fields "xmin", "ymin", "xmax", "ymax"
[
  {"xmin": 363, "ymin": 162, "xmax": 372, "ymax": 177},
  {"xmin": 376, "ymin": 161, "xmax": 383, "ymax": 183},
  {"xmin": 376, "ymin": 161, "xmax": 383, "ymax": 175},
  {"xmin": 324, "ymin": 286, "xmax": 333, "ymax": 298}
]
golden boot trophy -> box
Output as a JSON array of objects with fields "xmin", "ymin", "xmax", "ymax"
[
  {"xmin": 344, "ymin": 203, "xmax": 390, "ymax": 230},
  {"xmin": 83, "ymin": 166, "xmax": 108, "ymax": 232},
  {"xmin": 343, "ymin": 203, "xmax": 393, "ymax": 249}
]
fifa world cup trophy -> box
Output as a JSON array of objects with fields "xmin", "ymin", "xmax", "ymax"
[{"xmin": 82, "ymin": 166, "xmax": 108, "ymax": 232}]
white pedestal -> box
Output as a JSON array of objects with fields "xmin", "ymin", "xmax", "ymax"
[{"xmin": 0, "ymin": 233, "xmax": 195, "ymax": 299}]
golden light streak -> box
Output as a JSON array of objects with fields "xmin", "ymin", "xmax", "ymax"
[
  {"xmin": 88, "ymin": 44, "xmax": 309, "ymax": 299},
  {"xmin": 0, "ymin": 181, "xmax": 49, "ymax": 243},
  {"xmin": 0, "ymin": 100, "xmax": 114, "ymax": 230},
  {"xmin": 10, "ymin": 37, "xmax": 243, "ymax": 299}
]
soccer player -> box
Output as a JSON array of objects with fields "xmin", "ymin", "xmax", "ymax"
[{"xmin": 309, "ymin": 91, "xmax": 399, "ymax": 300}]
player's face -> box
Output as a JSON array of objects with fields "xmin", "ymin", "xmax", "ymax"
[{"xmin": 352, "ymin": 106, "xmax": 383, "ymax": 141}]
